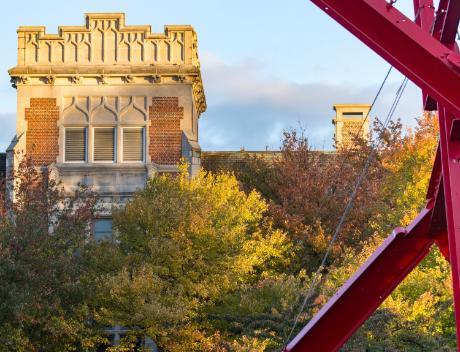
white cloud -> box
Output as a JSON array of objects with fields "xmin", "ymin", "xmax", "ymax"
[
  {"xmin": 0, "ymin": 54, "xmax": 423, "ymax": 154},
  {"xmin": 199, "ymin": 52, "xmax": 423, "ymax": 151}
]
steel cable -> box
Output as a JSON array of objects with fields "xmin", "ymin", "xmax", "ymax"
[
  {"xmin": 282, "ymin": 76, "xmax": 409, "ymax": 351},
  {"xmin": 311, "ymin": 66, "xmax": 392, "ymax": 223},
  {"xmin": 311, "ymin": 2, "xmax": 426, "ymax": 223}
]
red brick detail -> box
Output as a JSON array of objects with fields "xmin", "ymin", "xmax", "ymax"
[
  {"xmin": 149, "ymin": 97, "xmax": 184, "ymax": 165},
  {"xmin": 25, "ymin": 98, "xmax": 60, "ymax": 165}
]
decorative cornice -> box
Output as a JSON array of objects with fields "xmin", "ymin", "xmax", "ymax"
[
  {"xmin": 8, "ymin": 73, "xmax": 197, "ymax": 85},
  {"xmin": 9, "ymin": 72, "xmax": 207, "ymax": 115},
  {"xmin": 8, "ymin": 64, "xmax": 200, "ymax": 76}
]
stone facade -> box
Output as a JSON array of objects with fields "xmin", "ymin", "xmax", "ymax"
[{"xmin": 8, "ymin": 13, "xmax": 206, "ymax": 206}]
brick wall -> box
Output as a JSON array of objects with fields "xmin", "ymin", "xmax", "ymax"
[
  {"xmin": 25, "ymin": 98, "xmax": 60, "ymax": 165},
  {"xmin": 149, "ymin": 97, "xmax": 184, "ymax": 165}
]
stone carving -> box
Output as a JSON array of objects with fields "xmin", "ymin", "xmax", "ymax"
[
  {"xmin": 175, "ymin": 75, "xmax": 186, "ymax": 83},
  {"xmin": 69, "ymin": 75, "xmax": 81, "ymax": 84},
  {"xmin": 10, "ymin": 77, "xmax": 18, "ymax": 89},
  {"xmin": 62, "ymin": 96, "xmax": 148, "ymax": 124},
  {"xmin": 10, "ymin": 76, "xmax": 29, "ymax": 88},
  {"xmin": 147, "ymin": 74, "xmax": 162, "ymax": 84},
  {"xmin": 123, "ymin": 75, "xmax": 134, "ymax": 83},
  {"xmin": 62, "ymin": 96, "xmax": 89, "ymax": 124},
  {"xmin": 192, "ymin": 77, "xmax": 207, "ymax": 114},
  {"xmin": 97, "ymin": 75, "xmax": 108, "ymax": 85},
  {"xmin": 19, "ymin": 76, "xmax": 29, "ymax": 84},
  {"xmin": 44, "ymin": 75, "xmax": 55, "ymax": 85},
  {"xmin": 92, "ymin": 98, "xmax": 118, "ymax": 123},
  {"xmin": 16, "ymin": 13, "xmax": 195, "ymax": 66},
  {"xmin": 120, "ymin": 96, "xmax": 147, "ymax": 122}
]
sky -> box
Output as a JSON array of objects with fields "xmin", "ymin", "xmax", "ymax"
[{"xmin": 0, "ymin": 0, "xmax": 437, "ymax": 151}]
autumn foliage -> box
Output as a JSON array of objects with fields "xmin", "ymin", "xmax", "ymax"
[{"xmin": 0, "ymin": 112, "xmax": 454, "ymax": 351}]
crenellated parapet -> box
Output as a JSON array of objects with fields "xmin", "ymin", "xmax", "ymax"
[
  {"xmin": 9, "ymin": 13, "xmax": 206, "ymax": 115},
  {"xmin": 16, "ymin": 13, "xmax": 199, "ymax": 66}
]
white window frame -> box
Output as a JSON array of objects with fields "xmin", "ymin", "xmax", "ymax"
[
  {"xmin": 64, "ymin": 127, "xmax": 87, "ymax": 163},
  {"xmin": 121, "ymin": 126, "xmax": 145, "ymax": 163},
  {"xmin": 92, "ymin": 126, "xmax": 117, "ymax": 163}
]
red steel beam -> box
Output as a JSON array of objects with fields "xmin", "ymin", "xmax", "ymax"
[
  {"xmin": 285, "ymin": 1, "xmax": 460, "ymax": 351},
  {"xmin": 426, "ymin": 156, "xmax": 450, "ymax": 260},
  {"xmin": 416, "ymin": 0, "xmax": 460, "ymax": 109},
  {"xmin": 285, "ymin": 207, "xmax": 436, "ymax": 352},
  {"xmin": 413, "ymin": 0, "xmax": 435, "ymax": 29},
  {"xmin": 417, "ymin": 0, "xmax": 459, "ymax": 265},
  {"xmin": 413, "ymin": 0, "xmax": 438, "ymax": 110},
  {"xmin": 438, "ymin": 107, "xmax": 460, "ymax": 342},
  {"xmin": 310, "ymin": 0, "xmax": 460, "ymax": 116},
  {"xmin": 433, "ymin": 0, "xmax": 460, "ymax": 46},
  {"xmin": 416, "ymin": 0, "xmax": 459, "ymax": 262},
  {"xmin": 426, "ymin": 145, "xmax": 442, "ymax": 203}
]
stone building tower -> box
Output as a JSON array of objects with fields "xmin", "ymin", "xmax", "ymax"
[
  {"xmin": 332, "ymin": 104, "xmax": 371, "ymax": 149},
  {"xmin": 7, "ymin": 13, "xmax": 206, "ymax": 238}
]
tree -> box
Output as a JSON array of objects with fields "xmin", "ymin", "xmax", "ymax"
[
  {"xmin": 0, "ymin": 156, "xmax": 108, "ymax": 351},
  {"xmin": 318, "ymin": 113, "xmax": 455, "ymax": 351},
  {"xmin": 103, "ymin": 166, "xmax": 292, "ymax": 351},
  {"xmin": 235, "ymin": 124, "xmax": 399, "ymax": 273},
  {"xmin": 1, "ymin": 112, "xmax": 450, "ymax": 351},
  {"xmin": 229, "ymin": 113, "xmax": 455, "ymax": 351}
]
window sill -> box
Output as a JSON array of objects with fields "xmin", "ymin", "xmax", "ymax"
[{"xmin": 56, "ymin": 162, "xmax": 149, "ymax": 171}]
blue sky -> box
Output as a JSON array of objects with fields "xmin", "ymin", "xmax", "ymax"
[{"xmin": 0, "ymin": 0, "xmax": 431, "ymax": 151}]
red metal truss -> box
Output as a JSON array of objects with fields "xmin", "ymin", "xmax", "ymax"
[
  {"xmin": 413, "ymin": 0, "xmax": 435, "ymax": 29},
  {"xmin": 286, "ymin": 208, "xmax": 438, "ymax": 352},
  {"xmin": 439, "ymin": 107, "xmax": 460, "ymax": 340},
  {"xmin": 413, "ymin": 0, "xmax": 437, "ymax": 109},
  {"xmin": 309, "ymin": 0, "xmax": 460, "ymax": 116},
  {"xmin": 433, "ymin": 0, "xmax": 460, "ymax": 45},
  {"xmin": 286, "ymin": 0, "xmax": 460, "ymax": 351}
]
